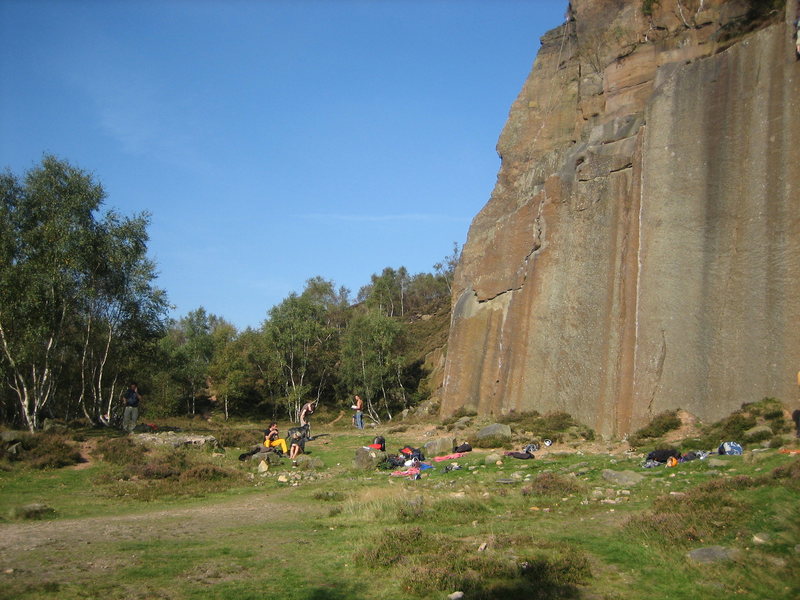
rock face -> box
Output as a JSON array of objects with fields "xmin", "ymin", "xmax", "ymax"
[{"xmin": 441, "ymin": 0, "xmax": 800, "ymax": 436}]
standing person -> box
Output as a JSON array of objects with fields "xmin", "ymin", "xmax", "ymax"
[
  {"xmin": 299, "ymin": 400, "xmax": 314, "ymax": 435},
  {"xmin": 352, "ymin": 394, "xmax": 364, "ymax": 429},
  {"xmin": 121, "ymin": 383, "xmax": 142, "ymax": 433}
]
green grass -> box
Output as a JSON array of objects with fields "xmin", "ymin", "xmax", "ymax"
[{"xmin": 1, "ymin": 420, "xmax": 799, "ymax": 600}]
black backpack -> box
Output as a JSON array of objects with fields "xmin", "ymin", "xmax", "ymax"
[
  {"xmin": 373, "ymin": 436, "xmax": 386, "ymax": 451},
  {"xmin": 399, "ymin": 446, "xmax": 424, "ymax": 461}
]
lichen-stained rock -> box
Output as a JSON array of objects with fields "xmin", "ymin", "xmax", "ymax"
[{"xmin": 441, "ymin": 0, "xmax": 799, "ymax": 437}]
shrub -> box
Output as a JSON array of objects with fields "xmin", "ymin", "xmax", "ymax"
[
  {"xmin": 95, "ymin": 436, "xmax": 144, "ymax": 466},
  {"xmin": 497, "ymin": 410, "xmax": 589, "ymax": 441},
  {"xmin": 313, "ymin": 490, "xmax": 345, "ymax": 502},
  {"xmin": 628, "ymin": 410, "xmax": 681, "ymax": 446},
  {"xmin": 624, "ymin": 477, "xmax": 753, "ymax": 547},
  {"xmin": 471, "ymin": 435, "xmax": 513, "ymax": 450},
  {"xmin": 353, "ymin": 526, "xmax": 434, "ymax": 567},
  {"xmin": 213, "ymin": 428, "xmax": 260, "ymax": 448},
  {"xmin": 354, "ymin": 528, "xmax": 591, "ymax": 598},
  {"xmin": 9, "ymin": 434, "xmax": 82, "ymax": 469},
  {"xmin": 642, "ymin": 0, "xmax": 660, "ymax": 17},
  {"xmin": 179, "ymin": 464, "xmax": 237, "ymax": 482}
]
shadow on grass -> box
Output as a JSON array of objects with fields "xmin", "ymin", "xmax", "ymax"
[{"xmin": 300, "ymin": 582, "xmax": 367, "ymax": 600}]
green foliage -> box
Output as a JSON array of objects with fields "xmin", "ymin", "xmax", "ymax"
[
  {"xmin": 340, "ymin": 309, "xmax": 404, "ymax": 422},
  {"xmin": 0, "ymin": 156, "xmax": 168, "ymax": 430},
  {"xmin": 684, "ymin": 397, "xmax": 792, "ymax": 450}
]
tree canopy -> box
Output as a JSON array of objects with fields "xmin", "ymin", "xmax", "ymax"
[
  {"xmin": 0, "ymin": 156, "xmax": 169, "ymax": 430},
  {"xmin": 0, "ymin": 155, "xmax": 458, "ymax": 429}
]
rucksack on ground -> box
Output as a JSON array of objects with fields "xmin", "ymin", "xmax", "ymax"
[{"xmin": 718, "ymin": 441, "xmax": 743, "ymax": 455}]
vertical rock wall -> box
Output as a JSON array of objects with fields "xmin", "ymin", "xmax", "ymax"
[{"xmin": 441, "ymin": 0, "xmax": 800, "ymax": 436}]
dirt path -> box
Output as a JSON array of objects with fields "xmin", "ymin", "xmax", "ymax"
[{"xmin": 0, "ymin": 489, "xmax": 304, "ymax": 557}]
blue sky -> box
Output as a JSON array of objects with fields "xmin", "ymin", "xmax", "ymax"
[{"xmin": 1, "ymin": 0, "xmax": 567, "ymax": 330}]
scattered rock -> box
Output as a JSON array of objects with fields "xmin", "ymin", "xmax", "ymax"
[
  {"xmin": 353, "ymin": 447, "xmax": 387, "ymax": 470},
  {"xmin": 423, "ymin": 436, "xmax": 456, "ymax": 458},
  {"xmin": 295, "ymin": 455, "xmax": 324, "ymax": 470},
  {"xmin": 484, "ymin": 453, "xmax": 503, "ymax": 465},
  {"xmin": 9, "ymin": 503, "xmax": 55, "ymax": 520},
  {"xmin": 453, "ymin": 416, "xmax": 473, "ymax": 430},
  {"xmin": 744, "ymin": 424, "xmax": 773, "ymax": 441},
  {"xmin": 257, "ymin": 460, "xmax": 269, "ymax": 473},
  {"xmin": 1, "ymin": 430, "xmax": 29, "ymax": 444},
  {"xmin": 476, "ymin": 423, "xmax": 512, "ymax": 442},
  {"xmin": 601, "ymin": 469, "xmax": 644, "ymax": 486},
  {"xmin": 448, "ymin": 592, "xmax": 465, "ymax": 600},
  {"xmin": 752, "ymin": 532, "xmax": 771, "ymax": 545},
  {"xmin": 707, "ymin": 458, "xmax": 728, "ymax": 468},
  {"xmin": 134, "ymin": 432, "xmax": 219, "ymax": 449},
  {"xmin": 687, "ymin": 546, "xmax": 739, "ymax": 564}
]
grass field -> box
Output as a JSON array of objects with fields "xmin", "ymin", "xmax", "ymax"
[{"xmin": 1, "ymin": 416, "xmax": 798, "ymax": 600}]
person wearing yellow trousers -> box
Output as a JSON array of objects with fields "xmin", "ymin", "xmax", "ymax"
[{"xmin": 265, "ymin": 422, "xmax": 288, "ymax": 455}]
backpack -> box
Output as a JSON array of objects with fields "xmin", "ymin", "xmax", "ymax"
[
  {"xmin": 454, "ymin": 442, "xmax": 472, "ymax": 453},
  {"xmin": 399, "ymin": 446, "xmax": 425, "ymax": 461},
  {"xmin": 718, "ymin": 441, "xmax": 743, "ymax": 455},
  {"xmin": 646, "ymin": 448, "xmax": 681, "ymax": 463},
  {"xmin": 373, "ymin": 436, "xmax": 386, "ymax": 451},
  {"xmin": 386, "ymin": 455, "xmax": 406, "ymax": 467}
]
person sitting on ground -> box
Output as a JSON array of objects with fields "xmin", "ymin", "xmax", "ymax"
[
  {"xmin": 289, "ymin": 429, "xmax": 306, "ymax": 465},
  {"xmin": 265, "ymin": 422, "xmax": 288, "ymax": 455}
]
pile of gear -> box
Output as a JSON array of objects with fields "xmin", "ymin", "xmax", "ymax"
[{"xmin": 642, "ymin": 441, "xmax": 743, "ymax": 468}]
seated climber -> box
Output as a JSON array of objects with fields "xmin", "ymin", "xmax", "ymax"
[
  {"xmin": 265, "ymin": 422, "xmax": 288, "ymax": 455},
  {"xmin": 289, "ymin": 428, "xmax": 306, "ymax": 465}
]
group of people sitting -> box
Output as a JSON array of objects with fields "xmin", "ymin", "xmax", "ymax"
[
  {"xmin": 265, "ymin": 421, "xmax": 307, "ymax": 462},
  {"xmin": 239, "ymin": 421, "xmax": 310, "ymax": 465}
]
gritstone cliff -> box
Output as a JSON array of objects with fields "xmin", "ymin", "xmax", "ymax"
[{"xmin": 440, "ymin": 0, "xmax": 800, "ymax": 437}]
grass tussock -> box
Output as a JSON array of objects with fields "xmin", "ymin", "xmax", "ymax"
[
  {"xmin": 769, "ymin": 458, "xmax": 800, "ymax": 489},
  {"xmin": 522, "ymin": 473, "xmax": 585, "ymax": 497},
  {"xmin": 354, "ymin": 526, "xmax": 590, "ymax": 598},
  {"xmin": 624, "ymin": 476, "xmax": 754, "ymax": 548}
]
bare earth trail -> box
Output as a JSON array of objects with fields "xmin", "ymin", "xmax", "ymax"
[
  {"xmin": 0, "ymin": 491, "xmax": 302, "ymax": 555},
  {"xmin": 0, "ymin": 488, "xmax": 321, "ymax": 594}
]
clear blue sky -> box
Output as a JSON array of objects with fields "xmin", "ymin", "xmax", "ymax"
[{"xmin": 1, "ymin": 0, "xmax": 566, "ymax": 331}]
